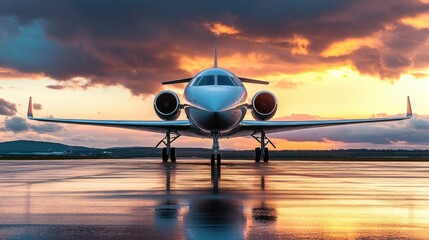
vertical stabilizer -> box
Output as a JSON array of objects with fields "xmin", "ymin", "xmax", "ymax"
[{"xmin": 214, "ymin": 33, "xmax": 218, "ymax": 68}]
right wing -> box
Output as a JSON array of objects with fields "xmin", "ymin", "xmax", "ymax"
[
  {"xmin": 242, "ymin": 97, "xmax": 413, "ymax": 134},
  {"xmin": 27, "ymin": 97, "xmax": 191, "ymax": 134}
]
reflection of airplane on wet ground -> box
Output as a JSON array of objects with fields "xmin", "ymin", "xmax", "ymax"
[
  {"xmin": 5, "ymin": 159, "xmax": 425, "ymax": 239},
  {"xmin": 27, "ymin": 35, "xmax": 413, "ymax": 164},
  {"xmin": 154, "ymin": 163, "xmax": 274, "ymax": 239}
]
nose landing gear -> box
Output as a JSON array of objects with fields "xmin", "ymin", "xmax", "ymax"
[
  {"xmin": 252, "ymin": 130, "xmax": 275, "ymax": 162},
  {"xmin": 210, "ymin": 131, "xmax": 221, "ymax": 165}
]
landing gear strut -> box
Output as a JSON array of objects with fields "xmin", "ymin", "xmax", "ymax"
[
  {"xmin": 252, "ymin": 130, "xmax": 275, "ymax": 162},
  {"xmin": 210, "ymin": 131, "xmax": 221, "ymax": 165},
  {"xmin": 156, "ymin": 130, "xmax": 180, "ymax": 163}
]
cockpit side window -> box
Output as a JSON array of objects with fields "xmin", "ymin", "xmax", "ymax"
[
  {"xmin": 190, "ymin": 77, "xmax": 201, "ymax": 86},
  {"xmin": 197, "ymin": 75, "xmax": 215, "ymax": 86},
  {"xmin": 232, "ymin": 76, "xmax": 243, "ymax": 86},
  {"xmin": 217, "ymin": 75, "xmax": 236, "ymax": 86}
]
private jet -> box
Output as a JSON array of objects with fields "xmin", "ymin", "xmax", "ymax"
[{"xmin": 27, "ymin": 36, "xmax": 413, "ymax": 165}]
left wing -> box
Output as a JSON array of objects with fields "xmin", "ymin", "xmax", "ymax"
[
  {"xmin": 27, "ymin": 97, "xmax": 191, "ymax": 134},
  {"xmin": 241, "ymin": 97, "xmax": 413, "ymax": 134}
]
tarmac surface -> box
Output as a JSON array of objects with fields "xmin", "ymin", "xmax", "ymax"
[{"xmin": 0, "ymin": 159, "xmax": 428, "ymax": 240}]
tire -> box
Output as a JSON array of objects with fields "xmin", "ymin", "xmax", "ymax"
[
  {"xmin": 170, "ymin": 147, "xmax": 176, "ymax": 162},
  {"xmin": 255, "ymin": 147, "xmax": 261, "ymax": 162},
  {"xmin": 162, "ymin": 148, "xmax": 168, "ymax": 162},
  {"xmin": 211, "ymin": 154, "xmax": 215, "ymax": 165},
  {"xmin": 263, "ymin": 148, "xmax": 269, "ymax": 162},
  {"xmin": 216, "ymin": 154, "xmax": 221, "ymax": 165}
]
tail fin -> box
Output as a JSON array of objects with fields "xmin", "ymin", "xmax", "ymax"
[{"xmin": 214, "ymin": 33, "xmax": 218, "ymax": 68}]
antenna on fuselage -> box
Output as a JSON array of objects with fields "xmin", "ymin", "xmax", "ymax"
[{"xmin": 214, "ymin": 33, "xmax": 218, "ymax": 68}]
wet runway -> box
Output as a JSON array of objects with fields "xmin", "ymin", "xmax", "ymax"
[{"xmin": 0, "ymin": 159, "xmax": 428, "ymax": 240}]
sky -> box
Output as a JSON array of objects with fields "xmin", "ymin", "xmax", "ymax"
[{"xmin": 1, "ymin": 0, "xmax": 429, "ymax": 150}]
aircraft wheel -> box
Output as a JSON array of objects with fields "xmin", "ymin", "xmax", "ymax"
[
  {"xmin": 263, "ymin": 148, "xmax": 269, "ymax": 162},
  {"xmin": 162, "ymin": 148, "xmax": 168, "ymax": 163},
  {"xmin": 255, "ymin": 147, "xmax": 261, "ymax": 162},
  {"xmin": 216, "ymin": 154, "xmax": 221, "ymax": 165},
  {"xmin": 170, "ymin": 147, "xmax": 176, "ymax": 162},
  {"xmin": 210, "ymin": 154, "xmax": 215, "ymax": 165}
]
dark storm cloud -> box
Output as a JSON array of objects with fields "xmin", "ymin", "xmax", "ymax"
[
  {"xmin": 273, "ymin": 115, "xmax": 429, "ymax": 145},
  {"xmin": 382, "ymin": 53, "xmax": 412, "ymax": 69},
  {"xmin": 0, "ymin": 21, "xmax": 106, "ymax": 79},
  {"xmin": 0, "ymin": 98, "xmax": 17, "ymax": 116},
  {"xmin": 1, "ymin": 116, "xmax": 63, "ymax": 133},
  {"xmin": 234, "ymin": 0, "xmax": 427, "ymax": 52},
  {"xmin": 414, "ymin": 49, "xmax": 429, "ymax": 68},
  {"xmin": 383, "ymin": 24, "xmax": 429, "ymax": 52},
  {"xmin": 350, "ymin": 47, "xmax": 385, "ymax": 77},
  {"xmin": 350, "ymin": 44, "xmax": 417, "ymax": 79},
  {"xmin": 0, "ymin": 0, "xmax": 428, "ymax": 95},
  {"xmin": 350, "ymin": 24, "xmax": 429, "ymax": 79}
]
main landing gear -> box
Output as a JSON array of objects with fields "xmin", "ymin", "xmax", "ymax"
[
  {"xmin": 156, "ymin": 130, "xmax": 181, "ymax": 163},
  {"xmin": 252, "ymin": 130, "xmax": 276, "ymax": 162},
  {"xmin": 210, "ymin": 131, "xmax": 221, "ymax": 166}
]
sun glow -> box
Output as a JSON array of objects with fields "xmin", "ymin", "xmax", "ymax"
[
  {"xmin": 400, "ymin": 13, "xmax": 429, "ymax": 29},
  {"xmin": 179, "ymin": 52, "xmax": 270, "ymax": 74},
  {"xmin": 321, "ymin": 37, "xmax": 381, "ymax": 57},
  {"xmin": 205, "ymin": 22, "xmax": 240, "ymax": 35},
  {"xmin": 290, "ymin": 34, "xmax": 310, "ymax": 56}
]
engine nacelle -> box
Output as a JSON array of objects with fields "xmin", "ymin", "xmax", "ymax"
[
  {"xmin": 154, "ymin": 90, "xmax": 181, "ymax": 120},
  {"xmin": 251, "ymin": 90, "xmax": 277, "ymax": 121}
]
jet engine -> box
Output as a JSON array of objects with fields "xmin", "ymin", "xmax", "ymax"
[
  {"xmin": 154, "ymin": 90, "xmax": 181, "ymax": 120},
  {"xmin": 251, "ymin": 91, "xmax": 277, "ymax": 121}
]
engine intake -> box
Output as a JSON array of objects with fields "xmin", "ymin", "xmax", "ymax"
[
  {"xmin": 251, "ymin": 91, "xmax": 277, "ymax": 121},
  {"xmin": 154, "ymin": 90, "xmax": 181, "ymax": 120}
]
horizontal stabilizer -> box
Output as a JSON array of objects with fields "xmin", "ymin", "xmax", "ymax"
[
  {"xmin": 239, "ymin": 77, "xmax": 269, "ymax": 85},
  {"xmin": 162, "ymin": 77, "xmax": 193, "ymax": 85}
]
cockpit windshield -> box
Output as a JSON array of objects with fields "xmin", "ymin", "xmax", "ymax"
[
  {"xmin": 193, "ymin": 75, "xmax": 241, "ymax": 86},
  {"xmin": 190, "ymin": 69, "xmax": 243, "ymax": 87},
  {"xmin": 197, "ymin": 75, "xmax": 215, "ymax": 86},
  {"xmin": 217, "ymin": 75, "xmax": 236, "ymax": 86}
]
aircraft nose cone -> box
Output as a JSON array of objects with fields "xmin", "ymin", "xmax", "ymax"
[
  {"xmin": 206, "ymin": 97, "xmax": 234, "ymax": 112},
  {"xmin": 188, "ymin": 87, "xmax": 242, "ymax": 112},
  {"xmin": 185, "ymin": 86, "xmax": 246, "ymax": 131}
]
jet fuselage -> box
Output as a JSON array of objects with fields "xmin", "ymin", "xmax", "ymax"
[{"xmin": 184, "ymin": 68, "xmax": 248, "ymax": 136}]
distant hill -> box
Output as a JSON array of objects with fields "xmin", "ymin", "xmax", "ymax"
[
  {"xmin": 0, "ymin": 140, "xmax": 92, "ymax": 153},
  {"xmin": 0, "ymin": 140, "xmax": 161, "ymax": 158},
  {"xmin": 1, "ymin": 140, "xmax": 429, "ymax": 160}
]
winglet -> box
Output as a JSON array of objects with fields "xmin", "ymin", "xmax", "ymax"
[
  {"xmin": 406, "ymin": 96, "xmax": 413, "ymax": 118},
  {"xmin": 27, "ymin": 97, "xmax": 33, "ymax": 119}
]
